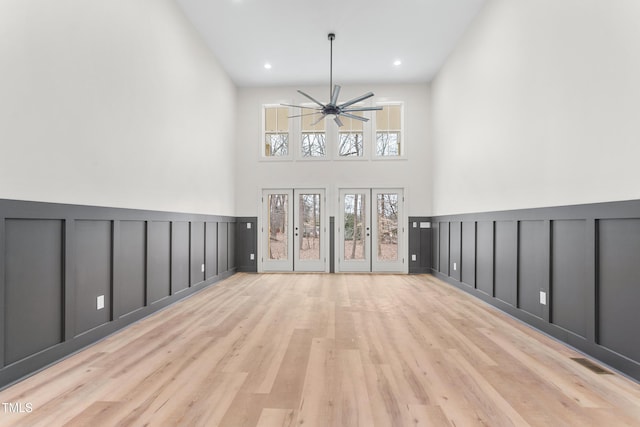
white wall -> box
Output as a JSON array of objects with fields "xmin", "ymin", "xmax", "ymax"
[
  {"xmin": 431, "ymin": 0, "xmax": 640, "ymax": 215},
  {"xmin": 235, "ymin": 84, "xmax": 431, "ymax": 217},
  {"xmin": 0, "ymin": 0, "xmax": 236, "ymax": 215}
]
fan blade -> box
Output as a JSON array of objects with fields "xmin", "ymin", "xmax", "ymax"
[
  {"xmin": 288, "ymin": 112, "xmax": 323, "ymax": 118},
  {"xmin": 330, "ymin": 85, "xmax": 341, "ymax": 106},
  {"xmin": 297, "ymin": 90, "xmax": 325, "ymax": 109},
  {"xmin": 342, "ymin": 106, "xmax": 383, "ymax": 112},
  {"xmin": 311, "ymin": 114, "xmax": 327, "ymax": 126},
  {"xmin": 338, "ymin": 92, "xmax": 375, "ymax": 109},
  {"xmin": 280, "ymin": 103, "xmax": 321, "ymax": 110},
  {"xmin": 334, "ymin": 116, "xmax": 344, "ymax": 127},
  {"xmin": 339, "ymin": 112, "xmax": 369, "ymax": 122}
]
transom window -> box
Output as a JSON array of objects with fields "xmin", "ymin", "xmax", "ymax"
[
  {"xmin": 338, "ymin": 111, "xmax": 364, "ymax": 157},
  {"xmin": 375, "ymin": 104, "xmax": 403, "ymax": 157},
  {"xmin": 301, "ymin": 107, "xmax": 326, "ymax": 158},
  {"xmin": 264, "ymin": 106, "xmax": 289, "ymax": 157}
]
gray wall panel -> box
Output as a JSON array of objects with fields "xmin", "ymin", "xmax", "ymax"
[
  {"xmin": 518, "ymin": 221, "xmax": 546, "ymax": 318},
  {"xmin": 75, "ymin": 220, "xmax": 112, "ymax": 335},
  {"xmin": 430, "ymin": 198, "xmax": 640, "ymax": 382},
  {"xmin": 461, "ymin": 221, "xmax": 476, "ymax": 287},
  {"xmin": 439, "ymin": 222, "xmax": 449, "ymax": 275},
  {"xmin": 190, "ymin": 222, "xmax": 205, "ymax": 285},
  {"xmin": 5, "ymin": 220, "xmax": 63, "ymax": 364},
  {"xmin": 419, "ymin": 228, "xmax": 431, "ymax": 271},
  {"xmin": 476, "ymin": 221, "xmax": 494, "ymax": 295},
  {"xmin": 218, "ymin": 222, "xmax": 228, "ymax": 273},
  {"xmin": 228, "ymin": 222, "xmax": 236, "ymax": 269},
  {"xmin": 205, "ymin": 222, "xmax": 218, "ymax": 279},
  {"xmin": 432, "ymin": 222, "xmax": 439, "ymax": 273},
  {"xmin": 171, "ymin": 222, "xmax": 190, "ymax": 293},
  {"xmin": 598, "ymin": 219, "xmax": 640, "ymax": 362},
  {"xmin": 117, "ymin": 221, "xmax": 146, "ymax": 317},
  {"xmin": 148, "ymin": 221, "xmax": 171, "ymax": 303},
  {"xmin": 449, "ymin": 222, "xmax": 461, "ymax": 281},
  {"xmin": 551, "ymin": 220, "xmax": 587, "ymax": 337},
  {"xmin": 0, "ymin": 198, "xmax": 241, "ymax": 389},
  {"xmin": 495, "ymin": 221, "xmax": 517, "ymax": 306}
]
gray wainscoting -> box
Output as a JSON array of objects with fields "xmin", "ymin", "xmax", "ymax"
[
  {"xmin": 429, "ymin": 199, "xmax": 640, "ymax": 382},
  {"xmin": 0, "ymin": 199, "xmax": 256, "ymax": 389}
]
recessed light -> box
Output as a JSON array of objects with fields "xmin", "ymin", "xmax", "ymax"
[
  {"xmin": 393, "ymin": 60, "xmax": 402, "ymax": 66},
  {"xmin": 264, "ymin": 63, "xmax": 272, "ymax": 70}
]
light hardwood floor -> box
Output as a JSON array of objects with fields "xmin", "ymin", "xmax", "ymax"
[{"xmin": 1, "ymin": 273, "xmax": 640, "ymax": 426}]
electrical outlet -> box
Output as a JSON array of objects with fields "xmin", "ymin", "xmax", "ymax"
[
  {"xmin": 97, "ymin": 295, "xmax": 104, "ymax": 310},
  {"xmin": 453, "ymin": 262, "xmax": 457, "ymax": 271},
  {"xmin": 411, "ymin": 254, "xmax": 417, "ymax": 261},
  {"xmin": 247, "ymin": 223, "xmax": 252, "ymax": 229},
  {"xmin": 540, "ymin": 291, "xmax": 547, "ymax": 305},
  {"xmin": 250, "ymin": 253, "xmax": 255, "ymax": 260},
  {"xmin": 413, "ymin": 222, "xmax": 417, "ymax": 228},
  {"xmin": 201, "ymin": 263, "xmax": 205, "ymax": 273}
]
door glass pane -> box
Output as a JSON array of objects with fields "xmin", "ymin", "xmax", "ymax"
[
  {"xmin": 268, "ymin": 194, "xmax": 288, "ymax": 260},
  {"xmin": 298, "ymin": 194, "xmax": 321, "ymax": 260},
  {"xmin": 376, "ymin": 193, "xmax": 399, "ymax": 261},
  {"xmin": 344, "ymin": 193, "xmax": 367, "ymax": 260}
]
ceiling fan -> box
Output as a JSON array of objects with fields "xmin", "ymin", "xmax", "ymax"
[{"xmin": 282, "ymin": 33, "xmax": 382, "ymax": 127}]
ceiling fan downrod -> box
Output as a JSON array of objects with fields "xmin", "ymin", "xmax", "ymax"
[
  {"xmin": 280, "ymin": 33, "xmax": 382, "ymax": 127},
  {"xmin": 328, "ymin": 33, "xmax": 335, "ymax": 102}
]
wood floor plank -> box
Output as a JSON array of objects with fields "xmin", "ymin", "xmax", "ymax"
[{"xmin": 0, "ymin": 273, "xmax": 640, "ymax": 427}]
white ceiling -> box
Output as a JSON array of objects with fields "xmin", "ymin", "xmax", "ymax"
[{"xmin": 176, "ymin": 0, "xmax": 486, "ymax": 87}]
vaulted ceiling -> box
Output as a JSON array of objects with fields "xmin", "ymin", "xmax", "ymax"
[{"xmin": 177, "ymin": 0, "xmax": 486, "ymax": 87}]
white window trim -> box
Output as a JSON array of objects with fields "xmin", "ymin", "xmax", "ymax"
[
  {"xmin": 372, "ymin": 101, "xmax": 407, "ymax": 160},
  {"xmin": 296, "ymin": 102, "xmax": 330, "ymax": 161},
  {"xmin": 333, "ymin": 102, "xmax": 372, "ymax": 161},
  {"xmin": 261, "ymin": 104, "xmax": 293, "ymax": 162}
]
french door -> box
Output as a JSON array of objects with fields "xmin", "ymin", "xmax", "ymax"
[
  {"xmin": 261, "ymin": 189, "xmax": 326, "ymax": 272},
  {"xmin": 338, "ymin": 188, "xmax": 404, "ymax": 273}
]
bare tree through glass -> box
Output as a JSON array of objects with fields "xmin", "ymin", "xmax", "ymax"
[
  {"xmin": 301, "ymin": 133, "xmax": 326, "ymax": 157},
  {"xmin": 268, "ymin": 194, "xmax": 288, "ymax": 259},
  {"xmin": 344, "ymin": 193, "xmax": 366, "ymax": 260},
  {"xmin": 375, "ymin": 104, "xmax": 402, "ymax": 157},
  {"xmin": 339, "ymin": 132, "xmax": 363, "ymax": 156},
  {"xmin": 339, "ymin": 111, "xmax": 364, "ymax": 157},
  {"xmin": 264, "ymin": 106, "xmax": 289, "ymax": 157},
  {"xmin": 376, "ymin": 193, "xmax": 399, "ymax": 261},
  {"xmin": 301, "ymin": 107, "xmax": 326, "ymax": 158},
  {"xmin": 298, "ymin": 194, "xmax": 321, "ymax": 260}
]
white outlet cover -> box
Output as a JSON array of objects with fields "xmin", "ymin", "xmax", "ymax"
[
  {"xmin": 201, "ymin": 263, "xmax": 205, "ymax": 272},
  {"xmin": 250, "ymin": 253, "xmax": 255, "ymax": 260},
  {"xmin": 453, "ymin": 262, "xmax": 457, "ymax": 271},
  {"xmin": 247, "ymin": 223, "xmax": 252, "ymax": 229},
  {"xmin": 540, "ymin": 291, "xmax": 547, "ymax": 305},
  {"xmin": 97, "ymin": 295, "xmax": 105, "ymax": 310},
  {"xmin": 411, "ymin": 254, "xmax": 417, "ymax": 261}
]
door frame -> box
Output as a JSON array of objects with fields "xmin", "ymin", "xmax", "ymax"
[
  {"xmin": 293, "ymin": 189, "xmax": 327, "ymax": 272},
  {"xmin": 371, "ymin": 188, "xmax": 405, "ymax": 273},
  {"xmin": 336, "ymin": 187, "xmax": 407, "ymax": 273},
  {"xmin": 260, "ymin": 189, "xmax": 294, "ymax": 272},
  {"xmin": 258, "ymin": 188, "xmax": 329, "ymax": 273},
  {"xmin": 337, "ymin": 189, "xmax": 372, "ymax": 272}
]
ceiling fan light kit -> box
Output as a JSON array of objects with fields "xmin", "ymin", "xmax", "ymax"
[{"xmin": 282, "ymin": 33, "xmax": 382, "ymax": 127}]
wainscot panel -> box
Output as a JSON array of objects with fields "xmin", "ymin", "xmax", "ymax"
[
  {"xmin": 0, "ymin": 198, "xmax": 240, "ymax": 390},
  {"xmin": 4, "ymin": 220, "xmax": 63, "ymax": 365},
  {"xmin": 461, "ymin": 221, "xmax": 476, "ymax": 287},
  {"xmin": 430, "ymin": 199, "xmax": 640, "ymax": 382}
]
